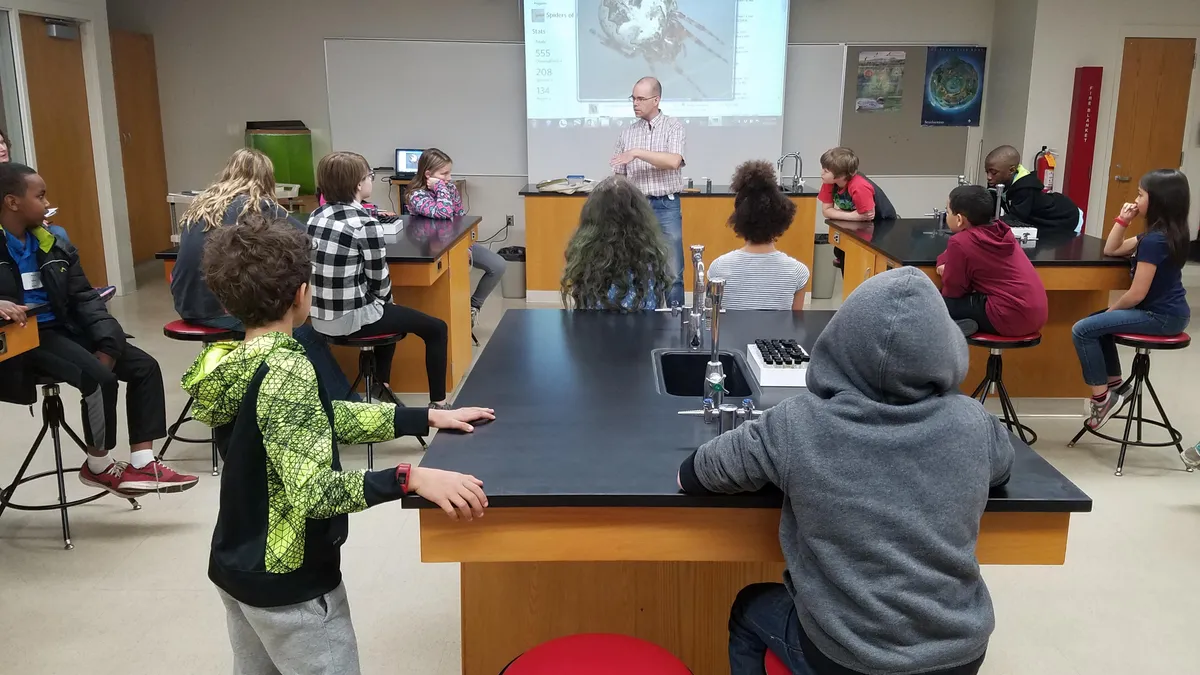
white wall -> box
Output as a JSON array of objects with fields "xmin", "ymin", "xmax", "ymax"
[
  {"xmin": 1023, "ymin": 0, "xmax": 1200, "ymax": 235},
  {"xmin": 8, "ymin": 0, "xmax": 131, "ymax": 292},
  {"xmin": 979, "ymin": 0, "xmax": 1037, "ymax": 179},
  {"xmin": 108, "ymin": 0, "xmax": 999, "ymax": 246}
]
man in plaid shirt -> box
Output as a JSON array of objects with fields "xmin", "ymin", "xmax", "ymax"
[{"xmin": 611, "ymin": 76, "xmax": 687, "ymax": 306}]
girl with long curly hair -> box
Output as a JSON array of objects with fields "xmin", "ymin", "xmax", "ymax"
[{"xmin": 561, "ymin": 176, "xmax": 672, "ymax": 311}]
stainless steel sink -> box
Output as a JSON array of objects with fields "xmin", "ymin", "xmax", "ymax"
[{"xmin": 652, "ymin": 349, "xmax": 758, "ymax": 398}]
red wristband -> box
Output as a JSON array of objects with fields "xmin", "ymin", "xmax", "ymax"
[
  {"xmin": 1115, "ymin": 217, "xmax": 1130, "ymax": 227},
  {"xmin": 395, "ymin": 463, "xmax": 411, "ymax": 494}
]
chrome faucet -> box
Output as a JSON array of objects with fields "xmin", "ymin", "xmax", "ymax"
[
  {"xmin": 777, "ymin": 153, "xmax": 803, "ymax": 192},
  {"xmin": 958, "ymin": 175, "xmax": 970, "ymax": 187},
  {"xmin": 993, "ymin": 183, "xmax": 1006, "ymax": 220},
  {"xmin": 687, "ymin": 244, "xmax": 706, "ymax": 350},
  {"xmin": 704, "ymin": 278, "xmax": 726, "ymax": 407}
]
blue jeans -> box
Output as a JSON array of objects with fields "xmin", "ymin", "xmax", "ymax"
[
  {"xmin": 649, "ymin": 194, "xmax": 684, "ymax": 307},
  {"xmin": 1072, "ymin": 309, "xmax": 1190, "ymax": 386},
  {"xmin": 728, "ymin": 584, "xmax": 817, "ymax": 675}
]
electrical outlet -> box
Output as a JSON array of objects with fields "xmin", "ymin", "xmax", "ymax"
[{"xmin": 506, "ymin": 215, "xmax": 515, "ymax": 229}]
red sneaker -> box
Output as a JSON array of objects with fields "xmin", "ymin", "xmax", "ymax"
[
  {"xmin": 119, "ymin": 460, "xmax": 199, "ymax": 494},
  {"xmin": 79, "ymin": 461, "xmax": 143, "ymax": 496}
]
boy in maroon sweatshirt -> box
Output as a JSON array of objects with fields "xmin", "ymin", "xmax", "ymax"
[{"xmin": 936, "ymin": 185, "xmax": 1048, "ymax": 337}]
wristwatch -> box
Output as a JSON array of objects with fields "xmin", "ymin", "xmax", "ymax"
[{"xmin": 395, "ymin": 463, "xmax": 412, "ymax": 494}]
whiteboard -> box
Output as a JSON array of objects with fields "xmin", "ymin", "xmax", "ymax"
[
  {"xmin": 324, "ymin": 39, "xmax": 527, "ymax": 176},
  {"xmin": 781, "ymin": 44, "xmax": 847, "ymax": 182},
  {"xmin": 324, "ymin": 41, "xmax": 847, "ymax": 180}
]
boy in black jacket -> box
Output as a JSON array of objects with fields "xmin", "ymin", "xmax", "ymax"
[
  {"xmin": 185, "ymin": 213, "xmax": 495, "ymax": 675},
  {"xmin": 0, "ymin": 163, "xmax": 196, "ymax": 494},
  {"xmin": 985, "ymin": 145, "xmax": 1081, "ymax": 234}
]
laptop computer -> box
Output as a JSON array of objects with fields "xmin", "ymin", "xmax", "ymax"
[{"xmin": 394, "ymin": 148, "xmax": 423, "ymax": 180}]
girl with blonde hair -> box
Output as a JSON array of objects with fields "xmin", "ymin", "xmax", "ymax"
[
  {"xmin": 171, "ymin": 148, "xmax": 354, "ymax": 398},
  {"xmin": 172, "ymin": 148, "xmax": 298, "ymax": 329}
]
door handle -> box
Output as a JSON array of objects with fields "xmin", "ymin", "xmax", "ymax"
[{"xmin": 1114, "ymin": 175, "xmax": 1131, "ymax": 182}]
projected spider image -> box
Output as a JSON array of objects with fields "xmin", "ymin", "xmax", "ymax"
[{"xmin": 578, "ymin": 0, "xmax": 736, "ymax": 101}]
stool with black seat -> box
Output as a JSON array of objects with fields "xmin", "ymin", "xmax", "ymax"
[
  {"xmin": 500, "ymin": 633, "xmax": 692, "ymax": 675},
  {"xmin": 326, "ymin": 331, "xmax": 426, "ymax": 469},
  {"xmin": 0, "ymin": 377, "xmax": 141, "ymax": 550},
  {"xmin": 965, "ymin": 332, "xmax": 1042, "ymax": 445},
  {"xmin": 157, "ymin": 320, "xmax": 242, "ymax": 476},
  {"xmin": 1068, "ymin": 332, "xmax": 1192, "ymax": 476}
]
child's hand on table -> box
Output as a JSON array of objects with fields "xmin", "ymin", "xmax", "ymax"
[
  {"xmin": 429, "ymin": 407, "xmax": 496, "ymax": 433},
  {"xmin": 410, "ymin": 467, "xmax": 487, "ymax": 520}
]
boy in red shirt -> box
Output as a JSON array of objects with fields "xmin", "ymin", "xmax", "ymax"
[
  {"xmin": 819, "ymin": 147, "xmax": 897, "ymax": 273},
  {"xmin": 937, "ymin": 185, "xmax": 1048, "ymax": 337}
]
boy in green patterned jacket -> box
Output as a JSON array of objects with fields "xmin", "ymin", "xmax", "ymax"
[{"xmin": 183, "ymin": 212, "xmax": 495, "ymax": 675}]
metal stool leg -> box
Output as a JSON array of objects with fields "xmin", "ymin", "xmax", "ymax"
[
  {"xmin": 48, "ymin": 400, "xmax": 74, "ymax": 550},
  {"xmin": 361, "ymin": 348, "xmax": 375, "ymax": 471},
  {"xmin": 1113, "ymin": 372, "xmax": 1145, "ymax": 477},
  {"xmin": 211, "ymin": 430, "xmax": 220, "ymax": 477},
  {"xmin": 157, "ymin": 397, "xmax": 194, "ymax": 461},
  {"xmin": 0, "ymin": 422, "xmax": 50, "ymax": 519},
  {"xmin": 1141, "ymin": 369, "xmax": 1190, "ymax": 471}
]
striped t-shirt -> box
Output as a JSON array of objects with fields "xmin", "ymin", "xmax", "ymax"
[{"xmin": 707, "ymin": 249, "xmax": 810, "ymax": 310}]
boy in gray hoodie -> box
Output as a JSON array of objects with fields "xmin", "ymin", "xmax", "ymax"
[{"xmin": 678, "ymin": 267, "xmax": 1015, "ymax": 675}]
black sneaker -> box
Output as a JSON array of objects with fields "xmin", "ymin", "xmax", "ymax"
[{"xmin": 955, "ymin": 319, "xmax": 979, "ymax": 337}]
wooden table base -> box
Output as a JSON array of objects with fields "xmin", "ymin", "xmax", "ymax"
[{"xmin": 423, "ymin": 507, "xmax": 1072, "ymax": 675}]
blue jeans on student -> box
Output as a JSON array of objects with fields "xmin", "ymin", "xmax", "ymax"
[
  {"xmin": 728, "ymin": 584, "xmax": 817, "ymax": 675},
  {"xmin": 648, "ymin": 194, "xmax": 684, "ymax": 307},
  {"xmin": 1072, "ymin": 309, "xmax": 1190, "ymax": 386}
]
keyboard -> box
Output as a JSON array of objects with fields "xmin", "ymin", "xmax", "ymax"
[{"xmin": 377, "ymin": 213, "xmax": 400, "ymax": 224}]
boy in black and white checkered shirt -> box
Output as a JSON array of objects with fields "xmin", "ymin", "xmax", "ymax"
[{"xmin": 307, "ymin": 151, "xmax": 455, "ymax": 408}]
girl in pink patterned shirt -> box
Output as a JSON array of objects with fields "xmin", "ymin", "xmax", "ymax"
[{"xmin": 406, "ymin": 148, "xmax": 505, "ymax": 325}]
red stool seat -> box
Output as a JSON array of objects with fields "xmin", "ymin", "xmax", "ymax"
[
  {"xmin": 1114, "ymin": 332, "xmax": 1191, "ymax": 350},
  {"xmin": 765, "ymin": 648, "xmax": 792, "ymax": 675},
  {"xmin": 965, "ymin": 332, "xmax": 1042, "ymax": 349},
  {"xmin": 163, "ymin": 320, "xmax": 241, "ymax": 342},
  {"xmin": 326, "ymin": 332, "xmax": 406, "ymax": 347},
  {"xmin": 502, "ymin": 634, "xmax": 691, "ymax": 675}
]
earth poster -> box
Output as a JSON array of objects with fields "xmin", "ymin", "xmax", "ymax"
[{"xmin": 921, "ymin": 46, "xmax": 987, "ymax": 126}]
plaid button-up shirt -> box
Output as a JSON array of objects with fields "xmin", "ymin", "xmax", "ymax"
[{"xmin": 610, "ymin": 112, "xmax": 686, "ymax": 197}]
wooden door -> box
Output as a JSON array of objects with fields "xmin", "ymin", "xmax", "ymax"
[
  {"xmin": 19, "ymin": 13, "xmax": 106, "ymax": 283},
  {"xmin": 1102, "ymin": 37, "xmax": 1196, "ymax": 238},
  {"xmin": 111, "ymin": 30, "xmax": 170, "ymax": 264}
]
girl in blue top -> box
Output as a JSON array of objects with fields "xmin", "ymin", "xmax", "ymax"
[
  {"xmin": 561, "ymin": 175, "xmax": 671, "ymax": 311},
  {"xmin": 1073, "ymin": 169, "xmax": 1191, "ymax": 431}
]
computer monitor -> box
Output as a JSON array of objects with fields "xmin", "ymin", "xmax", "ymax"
[{"xmin": 395, "ymin": 148, "xmax": 424, "ymax": 176}]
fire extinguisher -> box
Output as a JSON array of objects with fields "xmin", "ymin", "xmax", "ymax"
[{"xmin": 1034, "ymin": 146, "xmax": 1057, "ymax": 192}]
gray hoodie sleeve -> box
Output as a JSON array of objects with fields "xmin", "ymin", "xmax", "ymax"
[
  {"xmin": 678, "ymin": 399, "xmax": 792, "ymax": 494},
  {"xmin": 983, "ymin": 410, "xmax": 1016, "ymax": 488}
]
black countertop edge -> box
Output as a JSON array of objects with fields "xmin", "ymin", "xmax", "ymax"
[
  {"xmin": 400, "ymin": 492, "xmax": 1093, "ymax": 513},
  {"xmin": 0, "ymin": 302, "xmax": 48, "ymax": 328},
  {"xmin": 827, "ymin": 220, "xmax": 1128, "ymax": 268},
  {"xmin": 154, "ymin": 247, "xmax": 459, "ymax": 265},
  {"xmin": 521, "ymin": 183, "xmax": 819, "ymax": 198}
]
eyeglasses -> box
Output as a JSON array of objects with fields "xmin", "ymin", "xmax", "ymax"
[
  {"xmin": 366, "ymin": 171, "xmax": 376, "ymax": 181},
  {"xmin": 629, "ymin": 95, "xmax": 659, "ymax": 103}
]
